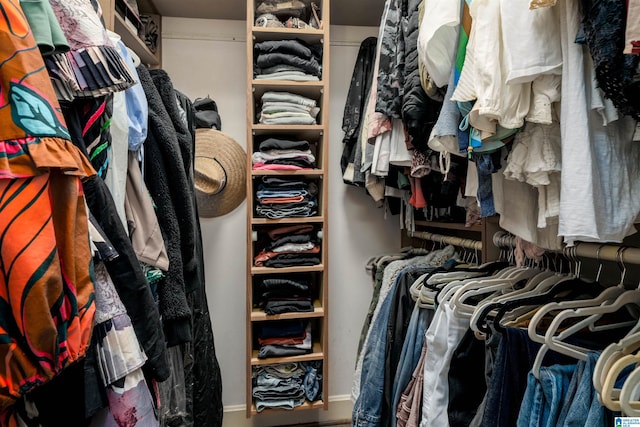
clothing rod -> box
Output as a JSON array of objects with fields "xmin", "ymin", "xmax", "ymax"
[
  {"xmin": 410, "ymin": 231, "xmax": 482, "ymax": 251},
  {"xmin": 492, "ymin": 231, "xmax": 640, "ymax": 266},
  {"xmin": 573, "ymin": 243, "xmax": 640, "ymax": 266},
  {"xmin": 493, "ymin": 231, "xmax": 517, "ymax": 249}
]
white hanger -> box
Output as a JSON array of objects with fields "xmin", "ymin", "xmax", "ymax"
[
  {"xmin": 530, "ymin": 289, "xmax": 640, "ymax": 379},
  {"xmin": 593, "ymin": 331, "xmax": 640, "ymax": 401},
  {"xmin": 619, "ymin": 363, "xmax": 640, "ymax": 416},
  {"xmin": 425, "ymin": 269, "xmax": 487, "ymax": 286},
  {"xmin": 593, "ymin": 247, "xmax": 640, "ymax": 396},
  {"xmin": 469, "ymin": 269, "xmax": 559, "ymax": 334},
  {"xmin": 409, "ymin": 272, "xmax": 436, "ymax": 309},
  {"xmin": 437, "ymin": 275, "xmax": 490, "ymax": 308},
  {"xmin": 450, "ymin": 266, "xmax": 541, "ymax": 319},
  {"xmin": 529, "ymin": 246, "xmax": 630, "ymax": 378},
  {"xmin": 599, "ymin": 351, "xmax": 640, "ymax": 412}
]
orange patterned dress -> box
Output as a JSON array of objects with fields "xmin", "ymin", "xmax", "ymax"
[{"xmin": 0, "ymin": 0, "xmax": 96, "ymax": 417}]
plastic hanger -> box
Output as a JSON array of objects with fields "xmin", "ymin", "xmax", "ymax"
[
  {"xmin": 477, "ymin": 274, "xmax": 603, "ymax": 337},
  {"xmin": 548, "ymin": 289, "xmax": 640, "ymax": 354},
  {"xmin": 599, "ymin": 351, "xmax": 640, "ymax": 411},
  {"xmin": 423, "ymin": 260, "xmax": 509, "ymax": 292},
  {"xmin": 593, "ymin": 331, "xmax": 640, "ymax": 400},
  {"xmin": 593, "ymin": 247, "xmax": 640, "ymax": 395},
  {"xmin": 469, "ymin": 269, "xmax": 558, "ymax": 335},
  {"xmin": 409, "ymin": 272, "xmax": 430, "ymax": 304},
  {"xmin": 437, "ymin": 275, "xmax": 493, "ymax": 308},
  {"xmin": 620, "ymin": 363, "xmax": 640, "ymax": 416},
  {"xmin": 409, "ymin": 272, "xmax": 441, "ymax": 309},
  {"xmin": 528, "ymin": 244, "xmax": 620, "ymax": 346},
  {"xmin": 527, "ymin": 284, "xmax": 624, "ymax": 345},
  {"xmin": 543, "ymin": 249, "xmax": 640, "ymax": 348},
  {"xmin": 530, "ymin": 289, "xmax": 640, "ymax": 379},
  {"xmin": 450, "ymin": 267, "xmax": 541, "ymax": 319},
  {"xmin": 430, "ymin": 261, "xmax": 511, "ymax": 301}
]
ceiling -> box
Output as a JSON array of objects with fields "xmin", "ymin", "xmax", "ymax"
[{"xmin": 150, "ymin": 0, "xmax": 385, "ymax": 27}]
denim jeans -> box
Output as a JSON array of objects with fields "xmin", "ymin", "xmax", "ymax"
[
  {"xmin": 471, "ymin": 152, "xmax": 501, "ymax": 217},
  {"xmin": 390, "ymin": 305, "xmax": 433, "ymax": 427},
  {"xmin": 480, "ymin": 327, "xmax": 541, "ymax": 427},
  {"xmin": 557, "ymin": 351, "xmax": 613, "ymax": 427},
  {"xmin": 517, "ymin": 363, "xmax": 576, "ymax": 427},
  {"xmin": 255, "ymin": 396, "xmax": 305, "ymax": 412},
  {"xmin": 352, "ymin": 282, "xmax": 395, "ymax": 426},
  {"xmin": 303, "ymin": 362, "xmax": 322, "ymax": 401},
  {"xmin": 559, "ymin": 350, "xmax": 615, "ymax": 426},
  {"xmin": 480, "ymin": 326, "xmax": 575, "ymax": 427}
]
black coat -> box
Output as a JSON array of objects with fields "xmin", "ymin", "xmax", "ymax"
[
  {"xmin": 138, "ymin": 65, "xmax": 192, "ymax": 346},
  {"xmin": 401, "ymin": 0, "xmax": 442, "ymax": 151},
  {"xmin": 175, "ymin": 88, "xmax": 224, "ymax": 427},
  {"xmin": 340, "ymin": 36, "xmax": 377, "ymax": 179}
]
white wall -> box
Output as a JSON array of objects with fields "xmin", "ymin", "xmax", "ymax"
[{"xmin": 162, "ymin": 17, "xmax": 399, "ymax": 421}]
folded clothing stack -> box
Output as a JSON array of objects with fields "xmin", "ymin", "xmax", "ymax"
[
  {"xmin": 255, "ymin": 176, "xmax": 318, "ymax": 219},
  {"xmin": 254, "ymin": 0, "xmax": 322, "ymax": 30},
  {"xmin": 255, "ymin": 277, "xmax": 314, "ymax": 315},
  {"xmin": 255, "ymin": 39, "xmax": 322, "ymax": 81},
  {"xmin": 252, "ymin": 137, "xmax": 316, "ymax": 170},
  {"xmin": 258, "ymin": 91, "xmax": 320, "ymax": 125},
  {"xmin": 257, "ymin": 320, "xmax": 312, "ymax": 359},
  {"xmin": 254, "ymin": 224, "xmax": 321, "ymax": 267},
  {"xmin": 252, "ymin": 361, "xmax": 323, "ymax": 412}
]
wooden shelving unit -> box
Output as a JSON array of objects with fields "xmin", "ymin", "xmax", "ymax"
[
  {"xmin": 246, "ymin": 0, "xmax": 330, "ymax": 417},
  {"xmin": 98, "ymin": 0, "xmax": 162, "ymax": 67}
]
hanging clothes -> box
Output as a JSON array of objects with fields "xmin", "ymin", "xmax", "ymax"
[
  {"xmin": 137, "ymin": 65, "xmax": 194, "ymax": 346},
  {"xmin": 557, "ymin": 0, "xmax": 640, "ymax": 245},
  {"xmin": 0, "ymin": 0, "xmax": 97, "ymax": 416},
  {"xmin": 341, "ymin": 36, "xmax": 377, "ymax": 180},
  {"xmin": 174, "ymin": 89, "xmax": 223, "ymax": 427},
  {"xmin": 46, "ymin": 0, "xmax": 136, "ymax": 99}
]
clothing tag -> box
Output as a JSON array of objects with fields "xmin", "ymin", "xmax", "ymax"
[{"xmin": 633, "ymin": 122, "xmax": 640, "ymax": 142}]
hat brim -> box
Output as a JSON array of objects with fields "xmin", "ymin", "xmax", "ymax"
[{"xmin": 194, "ymin": 129, "xmax": 247, "ymax": 218}]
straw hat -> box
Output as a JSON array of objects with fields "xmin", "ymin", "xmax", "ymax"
[{"xmin": 194, "ymin": 129, "xmax": 246, "ymax": 217}]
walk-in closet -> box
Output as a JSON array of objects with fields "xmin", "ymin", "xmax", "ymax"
[{"xmin": 0, "ymin": 0, "xmax": 639, "ymax": 426}]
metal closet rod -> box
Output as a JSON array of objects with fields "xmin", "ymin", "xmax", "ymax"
[
  {"xmin": 410, "ymin": 230, "xmax": 483, "ymax": 251},
  {"xmin": 492, "ymin": 231, "xmax": 640, "ymax": 266}
]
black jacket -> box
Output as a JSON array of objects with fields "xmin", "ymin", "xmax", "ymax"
[
  {"xmin": 138, "ymin": 65, "xmax": 192, "ymax": 346},
  {"xmin": 340, "ymin": 36, "xmax": 377, "ymax": 178},
  {"xmin": 401, "ymin": 0, "xmax": 442, "ymax": 150}
]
